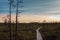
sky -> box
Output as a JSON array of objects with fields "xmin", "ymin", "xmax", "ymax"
[
  {"xmin": 0, "ymin": 0, "xmax": 60, "ymax": 23},
  {"xmin": 0, "ymin": 0, "xmax": 60, "ymax": 15}
]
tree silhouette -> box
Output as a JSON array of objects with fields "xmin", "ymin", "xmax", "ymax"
[
  {"xmin": 8, "ymin": 0, "xmax": 14, "ymax": 40},
  {"xmin": 3, "ymin": 15, "xmax": 10, "ymax": 23},
  {"xmin": 4, "ymin": 18, "xmax": 7, "ymax": 23},
  {"xmin": 15, "ymin": 0, "xmax": 24, "ymax": 40},
  {"xmin": 43, "ymin": 20, "xmax": 46, "ymax": 23},
  {"xmin": 8, "ymin": 0, "xmax": 24, "ymax": 40}
]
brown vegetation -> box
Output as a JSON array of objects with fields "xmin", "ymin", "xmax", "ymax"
[{"xmin": 0, "ymin": 23, "xmax": 60, "ymax": 40}]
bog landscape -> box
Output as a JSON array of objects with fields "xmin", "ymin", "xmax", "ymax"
[
  {"xmin": 0, "ymin": 22, "xmax": 60, "ymax": 40},
  {"xmin": 0, "ymin": 0, "xmax": 60, "ymax": 40}
]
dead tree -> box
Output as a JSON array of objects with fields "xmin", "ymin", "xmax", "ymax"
[
  {"xmin": 4, "ymin": 18, "xmax": 7, "ymax": 23},
  {"xmin": 8, "ymin": 0, "xmax": 24, "ymax": 40},
  {"xmin": 8, "ymin": 0, "xmax": 14, "ymax": 40},
  {"xmin": 15, "ymin": 0, "xmax": 24, "ymax": 40}
]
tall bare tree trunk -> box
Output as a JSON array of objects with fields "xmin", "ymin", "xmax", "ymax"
[
  {"xmin": 15, "ymin": 0, "xmax": 19, "ymax": 40},
  {"xmin": 9, "ymin": 0, "xmax": 11, "ymax": 40}
]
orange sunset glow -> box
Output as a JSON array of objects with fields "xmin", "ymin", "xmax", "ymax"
[{"xmin": 0, "ymin": 14, "xmax": 60, "ymax": 23}]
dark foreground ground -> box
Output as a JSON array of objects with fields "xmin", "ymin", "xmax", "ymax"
[{"xmin": 0, "ymin": 23, "xmax": 60, "ymax": 40}]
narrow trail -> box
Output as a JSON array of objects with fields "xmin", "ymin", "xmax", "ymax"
[{"xmin": 36, "ymin": 27, "xmax": 43, "ymax": 40}]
